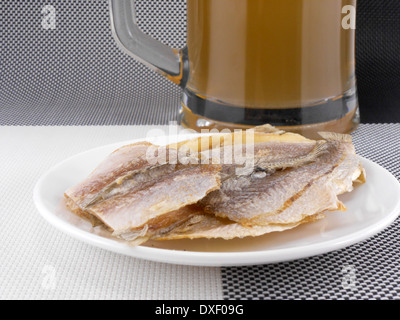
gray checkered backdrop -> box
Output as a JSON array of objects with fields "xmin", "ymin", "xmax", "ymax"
[
  {"xmin": 0, "ymin": 0, "xmax": 186, "ymax": 125},
  {"xmin": 1, "ymin": 0, "xmax": 400, "ymax": 124}
]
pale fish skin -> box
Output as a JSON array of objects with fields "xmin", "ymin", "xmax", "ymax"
[
  {"xmin": 65, "ymin": 142, "xmax": 221, "ymax": 238},
  {"xmin": 199, "ymin": 132, "xmax": 364, "ymax": 227},
  {"xmin": 155, "ymin": 132, "xmax": 365, "ymax": 241}
]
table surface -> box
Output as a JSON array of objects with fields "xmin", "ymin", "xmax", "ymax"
[{"xmin": 0, "ymin": 123, "xmax": 399, "ymax": 300}]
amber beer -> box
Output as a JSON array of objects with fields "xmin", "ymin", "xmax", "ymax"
[{"xmin": 182, "ymin": 0, "xmax": 358, "ymax": 137}]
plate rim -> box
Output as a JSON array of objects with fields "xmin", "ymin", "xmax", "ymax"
[{"xmin": 33, "ymin": 135, "xmax": 400, "ymax": 267}]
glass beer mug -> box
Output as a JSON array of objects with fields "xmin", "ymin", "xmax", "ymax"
[{"xmin": 110, "ymin": 0, "xmax": 359, "ymax": 138}]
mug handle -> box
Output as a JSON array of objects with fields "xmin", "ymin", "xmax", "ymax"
[{"xmin": 109, "ymin": 0, "xmax": 188, "ymax": 87}]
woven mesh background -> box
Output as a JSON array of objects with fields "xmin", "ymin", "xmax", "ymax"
[
  {"xmin": 0, "ymin": 0, "xmax": 186, "ymax": 125},
  {"xmin": 355, "ymin": 0, "xmax": 400, "ymax": 123},
  {"xmin": 222, "ymin": 124, "xmax": 400, "ymax": 300},
  {"xmin": 0, "ymin": 0, "xmax": 399, "ymax": 125}
]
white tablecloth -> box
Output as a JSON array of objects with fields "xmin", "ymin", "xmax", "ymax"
[{"xmin": 0, "ymin": 126, "xmax": 223, "ymax": 300}]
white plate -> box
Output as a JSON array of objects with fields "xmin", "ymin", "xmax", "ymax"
[{"xmin": 33, "ymin": 134, "xmax": 400, "ymax": 266}]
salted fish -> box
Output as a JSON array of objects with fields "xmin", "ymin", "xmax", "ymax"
[
  {"xmin": 168, "ymin": 125, "xmax": 326, "ymax": 177},
  {"xmin": 64, "ymin": 142, "xmax": 221, "ymax": 239},
  {"xmin": 154, "ymin": 205, "xmax": 326, "ymax": 240},
  {"xmin": 153, "ymin": 130, "xmax": 364, "ymax": 241},
  {"xmin": 64, "ymin": 126, "xmax": 365, "ymax": 245},
  {"xmin": 199, "ymin": 131, "xmax": 365, "ymax": 226}
]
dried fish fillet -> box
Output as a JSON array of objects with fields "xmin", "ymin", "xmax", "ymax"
[
  {"xmin": 64, "ymin": 126, "xmax": 365, "ymax": 245},
  {"xmin": 169, "ymin": 129, "xmax": 323, "ymax": 179},
  {"xmin": 155, "ymin": 205, "xmax": 326, "ymax": 240},
  {"xmin": 200, "ymin": 131, "xmax": 365, "ymax": 226},
  {"xmin": 88, "ymin": 163, "xmax": 220, "ymax": 235},
  {"xmin": 167, "ymin": 128, "xmax": 313, "ymax": 159},
  {"xmin": 66, "ymin": 142, "xmax": 156, "ymax": 208},
  {"xmin": 65, "ymin": 142, "xmax": 221, "ymax": 240},
  {"xmin": 153, "ymin": 130, "xmax": 364, "ymax": 241},
  {"xmin": 117, "ymin": 205, "xmax": 201, "ymax": 244}
]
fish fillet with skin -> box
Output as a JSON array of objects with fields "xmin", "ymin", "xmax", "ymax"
[
  {"xmin": 155, "ymin": 205, "xmax": 326, "ymax": 241},
  {"xmin": 153, "ymin": 132, "xmax": 365, "ymax": 241},
  {"xmin": 168, "ymin": 125, "xmax": 325, "ymax": 177},
  {"xmin": 64, "ymin": 142, "xmax": 221, "ymax": 240},
  {"xmin": 65, "ymin": 127, "xmax": 325, "ymax": 243},
  {"xmin": 64, "ymin": 126, "xmax": 365, "ymax": 244},
  {"xmin": 199, "ymin": 131, "xmax": 365, "ymax": 226}
]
